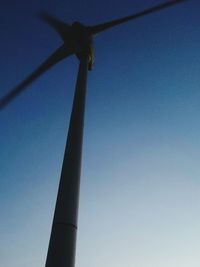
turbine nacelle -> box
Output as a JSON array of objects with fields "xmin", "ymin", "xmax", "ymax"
[
  {"xmin": 38, "ymin": 14, "xmax": 94, "ymax": 70},
  {"xmin": 70, "ymin": 22, "xmax": 94, "ymax": 70}
]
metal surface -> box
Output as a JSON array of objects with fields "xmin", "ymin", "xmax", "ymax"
[{"xmin": 45, "ymin": 53, "xmax": 89, "ymax": 267}]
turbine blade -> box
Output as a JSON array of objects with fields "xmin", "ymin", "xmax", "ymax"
[
  {"xmin": 38, "ymin": 11, "xmax": 70, "ymax": 40},
  {"xmin": 0, "ymin": 45, "xmax": 74, "ymax": 110},
  {"xmin": 88, "ymin": 0, "xmax": 186, "ymax": 34}
]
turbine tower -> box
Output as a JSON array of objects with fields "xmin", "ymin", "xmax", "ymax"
[{"xmin": 0, "ymin": 1, "xmax": 186, "ymax": 267}]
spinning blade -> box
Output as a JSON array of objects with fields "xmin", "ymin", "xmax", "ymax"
[
  {"xmin": 0, "ymin": 45, "xmax": 74, "ymax": 110},
  {"xmin": 88, "ymin": 0, "xmax": 186, "ymax": 34}
]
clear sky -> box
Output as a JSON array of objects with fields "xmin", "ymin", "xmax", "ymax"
[{"xmin": 1, "ymin": 0, "xmax": 200, "ymax": 266}]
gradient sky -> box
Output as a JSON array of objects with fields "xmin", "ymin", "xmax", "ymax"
[{"xmin": 1, "ymin": 0, "xmax": 200, "ymax": 266}]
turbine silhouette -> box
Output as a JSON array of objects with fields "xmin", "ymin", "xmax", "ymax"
[{"xmin": 0, "ymin": 1, "xmax": 186, "ymax": 267}]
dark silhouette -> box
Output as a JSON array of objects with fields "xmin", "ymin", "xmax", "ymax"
[{"xmin": 0, "ymin": 1, "xmax": 186, "ymax": 267}]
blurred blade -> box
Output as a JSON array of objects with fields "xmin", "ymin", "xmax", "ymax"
[
  {"xmin": 38, "ymin": 11, "xmax": 70, "ymax": 40},
  {"xmin": 88, "ymin": 0, "xmax": 186, "ymax": 34},
  {"xmin": 0, "ymin": 45, "xmax": 74, "ymax": 110}
]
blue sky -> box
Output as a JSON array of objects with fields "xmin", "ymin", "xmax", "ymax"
[{"xmin": 1, "ymin": 0, "xmax": 200, "ymax": 266}]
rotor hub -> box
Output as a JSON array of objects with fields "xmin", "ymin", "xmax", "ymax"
[{"xmin": 71, "ymin": 22, "xmax": 94, "ymax": 70}]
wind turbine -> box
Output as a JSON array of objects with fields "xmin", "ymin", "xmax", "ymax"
[{"xmin": 0, "ymin": 1, "xmax": 186, "ymax": 267}]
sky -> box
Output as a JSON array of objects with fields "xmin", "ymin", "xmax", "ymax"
[{"xmin": 1, "ymin": 0, "xmax": 200, "ymax": 266}]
